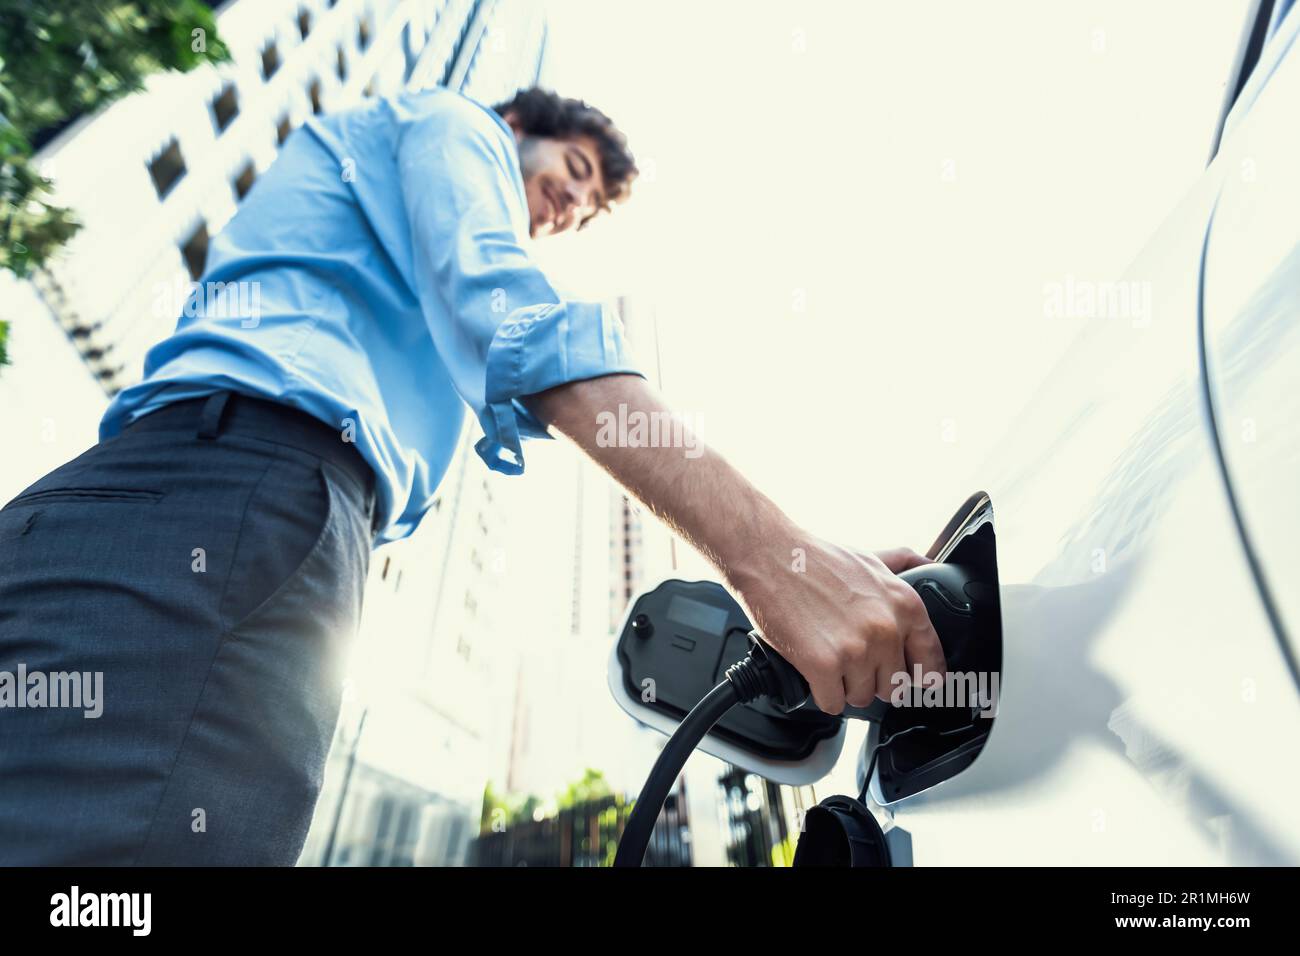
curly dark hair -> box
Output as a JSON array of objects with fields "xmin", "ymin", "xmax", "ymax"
[{"xmin": 491, "ymin": 87, "xmax": 638, "ymax": 208}]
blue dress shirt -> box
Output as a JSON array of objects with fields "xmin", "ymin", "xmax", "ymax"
[{"xmin": 100, "ymin": 88, "xmax": 644, "ymax": 544}]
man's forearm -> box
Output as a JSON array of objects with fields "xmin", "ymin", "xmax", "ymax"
[
  {"xmin": 524, "ymin": 372, "xmax": 946, "ymax": 715},
  {"xmin": 523, "ymin": 373, "xmax": 793, "ymax": 592}
]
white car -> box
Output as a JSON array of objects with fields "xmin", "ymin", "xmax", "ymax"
[
  {"xmin": 859, "ymin": 0, "xmax": 1300, "ymax": 865},
  {"xmin": 612, "ymin": 0, "xmax": 1300, "ymax": 866}
]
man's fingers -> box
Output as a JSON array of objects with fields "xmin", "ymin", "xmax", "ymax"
[
  {"xmin": 809, "ymin": 676, "xmax": 846, "ymax": 716},
  {"xmin": 803, "ymin": 648, "xmax": 847, "ymax": 715},
  {"xmin": 843, "ymin": 662, "xmax": 878, "ymax": 709},
  {"xmin": 875, "ymin": 648, "xmax": 908, "ymax": 704},
  {"xmin": 905, "ymin": 620, "xmax": 947, "ymax": 684},
  {"xmin": 871, "ymin": 547, "xmax": 932, "ymax": 574}
]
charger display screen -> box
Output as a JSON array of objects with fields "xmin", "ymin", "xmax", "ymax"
[{"xmin": 666, "ymin": 595, "xmax": 730, "ymax": 635}]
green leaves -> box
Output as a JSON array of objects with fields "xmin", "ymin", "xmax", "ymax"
[
  {"xmin": 1, "ymin": 121, "xmax": 80, "ymax": 278},
  {"xmin": 0, "ymin": 1, "xmax": 230, "ymax": 136},
  {"xmin": 0, "ymin": 0, "xmax": 231, "ymax": 277}
]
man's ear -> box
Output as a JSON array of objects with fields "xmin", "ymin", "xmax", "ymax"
[{"xmin": 501, "ymin": 109, "xmax": 524, "ymax": 142}]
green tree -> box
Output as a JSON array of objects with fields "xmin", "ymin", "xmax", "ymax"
[
  {"xmin": 1, "ymin": 0, "xmax": 230, "ymax": 278},
  {"xmin": 556, "ymin": 768, "xmax": 612, "ymax": 810},
  {"xmin": 479, "ymin": 780, "xmax": 545, "ymax": 833},
  {"xmin": 480, "ymin": 769, "xmax": 614, "ymax": 834}
]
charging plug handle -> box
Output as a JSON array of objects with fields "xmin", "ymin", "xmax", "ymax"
[
  {"xmin": 738, "ymin": 633, "xmax": 811, "ymax": 712},
  {"xmin": 614, "ymin": 562, "xmax": 977, "ymax": 865}
]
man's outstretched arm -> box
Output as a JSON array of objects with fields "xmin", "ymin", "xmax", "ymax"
[{"xmin": 524, "ymin": 372, "xmax": 947, "ymax": 715}]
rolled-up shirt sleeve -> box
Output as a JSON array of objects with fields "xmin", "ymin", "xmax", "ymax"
[{"xmin": 397, "ymin": 103, "xmax": 644, "ymax": 475}]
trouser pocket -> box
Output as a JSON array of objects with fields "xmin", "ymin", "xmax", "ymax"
[
  {"xmin": 4, "ymin": 488, "xmax": 164, "ymax": 506},
  {"xmin": 218, "ymin": 453, "xmax": 333, "ymax": 633},
  {"xmin": 134, "ymin": 460, "xmax": 370, "ymax": 865}
]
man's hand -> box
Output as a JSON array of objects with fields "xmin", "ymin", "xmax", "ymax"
[
  {"xmin": 523, "ymin": 373, "xmax": 947, "ymax": 716},
  {"xmin": 729, "ymin": 539, "xmax": 946, "ymax": 715}
]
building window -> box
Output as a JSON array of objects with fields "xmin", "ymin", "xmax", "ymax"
[
  {"xmin": 180, "ymin": 222, "xmax": 209, "ymax": 281},
  {"xmin": 147, "ymin": 139, "xmax": 186, "ymax": 199},
  {"xmin": 261, "ymin": 39, "xmax": 280, "ymax": 79},
  {"xmin": 336, "ymin": 46, "xmax": 348, "ymax": 81},
  {"xmin": 233, "ymin": 162, "xmax": 257, "ymax": 201},
  {"xmin": 403, "ymin": 22, "xmax": 423, "ymax": 80},
  {"xmin": 309, "ymin": 78, "xmax": 323, "ymax": 115},
  {"xmin": 276, "ymin": 114, "xmax": 293, "ymax": 145},
  {"xmin": 297, "ymin": 8, "xmax": 312, "ymax": 40},
  {"xmin": 211, "ymin": 83, "xmax": 239, "ymax": 133}
]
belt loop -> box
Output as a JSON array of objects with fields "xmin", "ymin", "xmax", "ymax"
[{"xmin": 197, "ymin": 391, "xmax": 232, "ymax": 440}]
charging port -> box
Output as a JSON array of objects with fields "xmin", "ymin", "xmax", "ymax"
[{"xmin": 866, "ymin": 493, "xmax": 1003, "ymax": 804}]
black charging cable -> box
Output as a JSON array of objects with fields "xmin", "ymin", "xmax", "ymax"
[
  {"xmin": 613, "ymin": 637, "xmax": 806, "ymax": 867},
  {"xmin": 613, "ymin": 632, "xmax": 981, "ymax": 866}
]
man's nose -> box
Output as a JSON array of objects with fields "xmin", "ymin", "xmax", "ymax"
[{"xmin": 563, "ymin": 179, "xmax": 587, "ymax": 208}]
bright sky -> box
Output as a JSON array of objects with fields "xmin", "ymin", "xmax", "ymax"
[
  {"xmin": 0, "ymin": 0, "xmax": 1255, "ymax": 818},
  {"xmin": 534, "ymin": 0, "xmax": 1246, "ymax": 553},
  {"xmin": 485, "ymin": 0, "xmax": 1251, "ymax": 799}
]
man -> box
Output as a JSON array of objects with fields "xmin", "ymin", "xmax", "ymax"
[{"xmin": 0, "ymin": 86, "xmax": 945, "ymax": 865}]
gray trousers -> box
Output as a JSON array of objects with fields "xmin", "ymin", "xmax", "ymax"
[{"xmin": 0, "ymin": 391, "xmax": 376, "ymax": 864}]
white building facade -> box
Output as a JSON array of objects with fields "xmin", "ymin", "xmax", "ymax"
[{"xmin": 1, "ymin": 0, "xmax": 549, "ymax": 866}]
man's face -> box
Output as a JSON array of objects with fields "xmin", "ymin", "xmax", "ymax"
[{"xmin": 507, "ymin": 119, "xmax": 609, "ymax": 238}]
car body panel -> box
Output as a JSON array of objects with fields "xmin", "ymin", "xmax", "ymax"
[
  {"xmin": 877, "ymin": 14, "xmax": 1300, "ymax": 864},
  {"xmin": 1202, "ymin": 37, "xmax": 1300, "ymax": 675}
]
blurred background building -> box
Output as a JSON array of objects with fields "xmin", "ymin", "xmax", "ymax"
[{"xmin": 0, "ymin": 0, "xmax": 815, "ymax": 866}]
